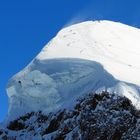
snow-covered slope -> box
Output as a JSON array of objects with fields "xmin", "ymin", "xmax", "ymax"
[{"xmin": 6, "ymin": 20, "xmax": 140, "ymax": 120}]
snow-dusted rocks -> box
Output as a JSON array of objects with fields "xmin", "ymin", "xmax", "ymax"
[
  {"xmin": 6, "ymin": 20, "xmax": 140, "ymax": 121},
  {"xmin": 1, "ymin": 92, "xmax": 140, "ymax": 140}
]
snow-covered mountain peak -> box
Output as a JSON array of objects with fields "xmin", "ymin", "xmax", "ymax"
[
  {"xmin": 6, "ymin": 20, "xmax": 140, "ymax": 120},
  {"xmin": 37, "ymin": 20, "xmax": 140, "ymax": 86}
]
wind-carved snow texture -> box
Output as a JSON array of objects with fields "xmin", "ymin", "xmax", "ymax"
[{"xmin": 6, "ymin": 20, "xmax": 140, "ymax": 121}]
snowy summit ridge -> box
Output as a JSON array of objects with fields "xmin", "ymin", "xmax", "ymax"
[{"xmin": 6, "ymin": 20, "xmax": 140, "ymax": 120}]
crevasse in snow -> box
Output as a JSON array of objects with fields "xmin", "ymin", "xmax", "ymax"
[{"xmin": 6, "ymin": 20, "xmax": 140, "ymax": 120}]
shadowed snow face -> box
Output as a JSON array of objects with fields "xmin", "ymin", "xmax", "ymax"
[{"xmin": 6, "ymin": 58, "xmax": 119, "ymax": 120}]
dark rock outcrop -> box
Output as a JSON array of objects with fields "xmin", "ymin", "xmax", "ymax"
[{"xmin": 1, "ymin": 91, "xmax": 140, "ymax": 140}]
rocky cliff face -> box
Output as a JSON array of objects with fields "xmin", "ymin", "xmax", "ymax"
[{"xmin": 1, "ymin": 92, "xmax": 140, "ymax": 140}]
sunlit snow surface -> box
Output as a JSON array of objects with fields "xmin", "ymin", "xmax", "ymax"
[{"xmin": 6, "ymin": 20, "xmax": 140, "ymax": 120}]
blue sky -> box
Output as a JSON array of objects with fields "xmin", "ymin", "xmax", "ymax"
[{"xmin": 0, "ymin": 0, "xmax": 140, "ymax": 122}]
